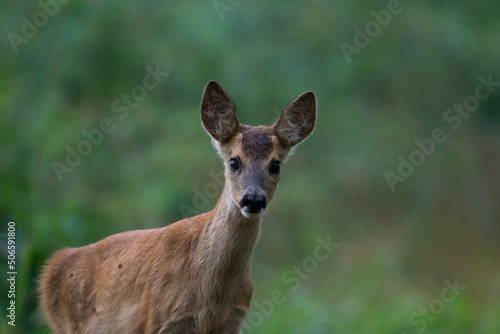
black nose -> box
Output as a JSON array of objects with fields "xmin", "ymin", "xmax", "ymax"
[{"xmin": 240, "ymin": 195, "xmax": 267, "ymax": 213}]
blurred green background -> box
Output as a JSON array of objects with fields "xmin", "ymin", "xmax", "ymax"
[{"xmin": 1, "ymin": 0, "xmax": 500, "ymax": 333}]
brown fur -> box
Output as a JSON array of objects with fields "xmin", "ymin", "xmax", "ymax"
[{"xmin": 39, "ymin": 81, "xmax": 316, "ymax": 334}]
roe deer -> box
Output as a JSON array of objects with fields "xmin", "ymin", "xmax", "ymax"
[{"xmin": 40, "ymin": 81, "xmax": 316, "ymax": 334}]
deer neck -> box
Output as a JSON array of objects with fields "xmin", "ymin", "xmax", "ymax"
[{"xmin": 194, "ymin": 183, "xmax": 261, "ymax": 280}]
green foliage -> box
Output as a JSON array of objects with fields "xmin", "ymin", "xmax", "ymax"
[{"xmin": 1, "ymin": 0, "xmax": 500, "ymax": 332}]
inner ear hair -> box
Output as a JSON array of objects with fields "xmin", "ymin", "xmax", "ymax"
[
  {"xmin": 273, "ymin": 91, "xmax": 316, "ymax": 148},
  {"xmin": 200, "ymin": 81, "xmax": 240, "ymax": 143}
]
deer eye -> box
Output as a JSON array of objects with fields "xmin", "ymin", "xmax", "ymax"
[
  {"xmin": 270, "ymin": 161, "xmax": 281, "ymax": 175},
  {"xmin": 229, "ymin": 158, "xmax": 240, "ymax": 172}
]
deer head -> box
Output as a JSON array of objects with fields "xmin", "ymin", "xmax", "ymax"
[{"xmin": 201, "ymin": 81, "xmax": 316, "ymax": 218}]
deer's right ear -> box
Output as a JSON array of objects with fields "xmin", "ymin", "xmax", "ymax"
[{"xmin": 201, "ymin": 81, "xmax": 240, "ymax": 143}]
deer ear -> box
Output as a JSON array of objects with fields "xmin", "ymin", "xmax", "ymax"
[
  {"xmin": 273, "ymin": 91, "xmax": 316, "ymax": 148},
  {"xmin": 200, "ymin": 81, "xmax": 240, "ymax": 143}
]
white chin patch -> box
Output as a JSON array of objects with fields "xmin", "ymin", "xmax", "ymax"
[{"xmin": 241, "ymin": 208, "xmax": 264, "ymax": 219}]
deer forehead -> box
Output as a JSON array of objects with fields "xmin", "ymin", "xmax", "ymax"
[{"xmin": 225, "ymin": 126, "xmax": 281, "ymax": 162}]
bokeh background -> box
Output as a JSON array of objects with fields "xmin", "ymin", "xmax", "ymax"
[{"xmin": 1, "ymin": 1, "xmax": 500, "ymax": 333}]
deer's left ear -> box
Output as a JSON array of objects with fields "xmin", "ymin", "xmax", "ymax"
[
  {"xmin": 273, "ymin": 91, "xmax": 316, "ymax": 148},
  {"xmin": 201, "ymin": 81, "xmax": 240, "ymax": 143}
]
